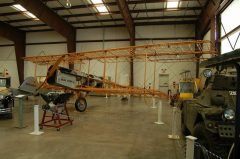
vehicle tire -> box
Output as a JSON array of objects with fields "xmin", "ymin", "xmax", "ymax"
[
  {"xmin": 193, "ymin": 122, "xmax": 229, "ymax": 159},
  {"xmin": 75, "ymin": 97, "xmax": 87, "ymax": 112}
]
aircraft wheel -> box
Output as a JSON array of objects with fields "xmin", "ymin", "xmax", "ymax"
[{"xmin": 75, "ymin": 97, "xmax": 87, "ymax": 112}]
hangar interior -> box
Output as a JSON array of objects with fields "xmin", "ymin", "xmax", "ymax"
[{"xmin": 0, "ymin": 0, "xmax": 239, "ymax": 159}]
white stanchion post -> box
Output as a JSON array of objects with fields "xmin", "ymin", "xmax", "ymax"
[
  {"xmin": 154, "ymin": 100, "xmax": 164, "ymax": 124},
  {"xmin": 105, "ymin": 94, "xmax": 108, "ymax": 98},
  {"xmin": 186, "ymin": 136, "xmax": 197, "ymax": 159},
  {"xmin": 151, "ymin": 97, "xmax": 156, "ymax": 108},
  {"xmin": 30, "ymin": 105, "xmax": 44, "ymax": 135},
  {"xmin": 168, "ymin": 107, "xmax": 180, "ymax": 139}
]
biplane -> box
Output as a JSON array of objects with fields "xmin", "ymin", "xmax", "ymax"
[{"xmin": 23, "ymin": 40, "xmax": 217, "ymax": 112}]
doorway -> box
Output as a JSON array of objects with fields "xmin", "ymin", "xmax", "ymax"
[{"xmin": 159, "ymin": 74, "xmax": 169, "ymax": 94}]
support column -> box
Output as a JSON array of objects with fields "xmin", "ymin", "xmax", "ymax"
[
  {"xmin": 130, "ymin": 32, "xmax": 135, "ymax": 86},
  {"xmin": 14, "ymin": 38, "xmax": 26, "ymax": 84},
  {"xmin": 0, "ymin": 21, "xmax": 26, "ymax": 84},
  {"xmin": 67, "ymin": 30, "xmax": 76, "ymax": 70}
]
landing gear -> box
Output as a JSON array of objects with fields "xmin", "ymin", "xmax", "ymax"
[{"xmin": 75, "ymin": 97, "xmax": 87, "ymax": 112}]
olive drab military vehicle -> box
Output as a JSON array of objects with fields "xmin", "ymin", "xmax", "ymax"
[{"xmin": 181, "ymin": 68, "xmax": 236, "ymax": 159}]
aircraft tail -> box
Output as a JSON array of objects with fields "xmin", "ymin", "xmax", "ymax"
[{"xmin": 18, "ymin": 77, "xmax": 40, "ymax": 95}]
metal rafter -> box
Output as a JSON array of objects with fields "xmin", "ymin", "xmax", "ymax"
[
  {"xmin": 0, "ymin": 21, "xmax": 25, "ymax": 83},
  {"xmin": 14, "ymin": 0, "xmax": 76, "ymax": 55},
  {"xmin": 17, "ymin": 21, "xmax": 196, "ymax": 33},
  {"xmin": 42, "ymin": 0, "xmax": 199, "ymax": 3},
  {"xmin": 0, "ymin": 7, "xmax": 202, "ymax": 17},
  {"xmin": 13, "ymin": 15, "xmax": 197, "ymax": 29},
  {"xmin": 0, "ymin": 0, "xmax": 202, "ymax": 10},
  {"xmin": 0, "ymin": 0, "xmax": 201, "ymax": 8},
  {"xmin": 5, "ymin": 15, "xmax": 198, "ymax": 24},
  {"xmin": 18, "ymin": 20, "xmax": 196, "ymax": 32},
  {"xmin": 216, "ymin": 0, "xmax": 234, "ymax": 14},
  {"xmin": 0, "ymin": 2, "xmax": 15, "ymax": 7},
  {"xmin": 196, "ymin": 0, "xmax": 221, "ymax": 38}
]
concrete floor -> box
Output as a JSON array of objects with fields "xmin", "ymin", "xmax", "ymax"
[{"xmin": 0, "ymin": 96, "xmax": 185, "ymax": 159}]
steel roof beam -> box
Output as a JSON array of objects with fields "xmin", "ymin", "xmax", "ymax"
[
  {"xmin": 5, "ymin": 15, "xmax": 198, "ymax": 24},
  {"xmin": 60, "ymin": 7, "xmax": 201, "ymax": 18},
  {"xmin": 196, "ymin": 0, "xmax": 221, "ymax": 38},
  {"xmin": 21, "ymin": 20, "xmax": 197, "ymax": 32},
  {"xmin": 0, "ymin": 21, "xmax": 25, "ymax": 83},
  {"xmin": 0, "ymin": 6, "xmax": 202, "ymax": 17},
  {"xmin": 14, "ymin": 15, "xmax": 198, "ymax": 28},
  {"xmin": 0, "ymin": 0, "xmax": 199, "ymax": 8},
  {"xmin": 14, "ymin": 0, "xmax": 75, "ymax": 39},
  {"xmin": 42, "ymin": 0, "xmax": 198, "ymax": 3},
  {"xmin": 0, "ymin": 2, "xmax": 15, "ymax": 7},
  {"xmin": 14, "ymin": 0, "xmax": 76, "ymax": 59}
]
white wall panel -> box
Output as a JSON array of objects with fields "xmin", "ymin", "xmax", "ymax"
[
  {"xmin": 0, "ymin": 37, "xmax": 13, "ymax": 45},
  {"xmin": 136, "ymin": 24, "xmax": 195, "ymax": 39},
  {"xmin": 26, "ymin": 44, "xmax": 67, "ymax": 56},
  {"xmin": 76, "ymin": 41, "xmax": 130, "ymax": 84},
  {"xmin": 198, "ymin": 30, "xmax": 212, "ymax": 77},
  {"xmin": 134, "ymin": 61, "xmax": 196, "ymax": 90},
  {"xmin": 203, "ymin": 30, "xmax": 210, "ymax": 41},
  {"xmin": 135, "ymin": 24, "xmax": 195, "ymax": 91},
  {"xmin": 77, "ymin": 29, "xmax": 103, "ymax": 41},
  {"xmin": 76, "ymin": 42, "xmax": 103, "ymax": 51},
  {"xmin": 77, "ymin": 27, "xmax": 129, "ymax": 41},
  {"xmin": 104, "ymin": 27, "xmax": 129, "ymax": 39},
  {"xmin": 202, "ymin": 30, "xmax": 211, "ymax": 58},
  {"xmin": 26, "ymin": 31, "xmax": 65, "ymax": 43}
]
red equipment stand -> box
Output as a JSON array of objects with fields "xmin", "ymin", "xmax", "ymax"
[{"xmin": 40, "ymin": 103, "xmax": 73, "ymax": 131}]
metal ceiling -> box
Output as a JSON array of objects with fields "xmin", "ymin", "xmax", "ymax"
[{"xmin": 0, "ymin": 0, "xmax": 208, "ymax": 32}]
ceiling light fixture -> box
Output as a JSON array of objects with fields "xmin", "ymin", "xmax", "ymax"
[
  {"xmin": 65, "ymin": 0, "xmax": 72, "ymax": 9},
  {"xmin": 90, "ymin": 0, "xmax": 109, "ymax": 14},
  {"xmin": 11, "ymin": 4, "xmax": 39, "ymax": 20},
  {"xmin": 96, "ymin": 5, "xmax": 108, "ymax": 13},
  {"xmin": 91, "ymin": 0, "xmax": 103, "ymax": 4},
  {"xmin": 166, "ymin": 1, "xmax": 179, "ymax": 9},
  {"xmin": 12, "ymin": 4, "xmax": 26, "ymax": 11},
  {"xmin": 25, "ymin": 12, "xmax": 37, "ymax": 19}
]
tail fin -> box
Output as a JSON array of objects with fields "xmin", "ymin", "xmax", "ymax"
[{"xmin": 18, "ymin": 77, "xmax": 40, "ymax": 95}]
